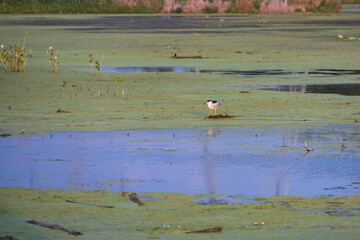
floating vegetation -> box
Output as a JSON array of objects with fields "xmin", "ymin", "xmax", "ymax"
[{"xmin": 337, "ymin": 34, "xmax": 360, "ymax": 41}]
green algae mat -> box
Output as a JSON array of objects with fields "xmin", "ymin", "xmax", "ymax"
[
  {"xmin": 1, "ymin": 10, "xmax": 360, "ymax": 136},
  {"xmin": 0, "ymin": 187, "xmax": 359, "ymax": 239},
  {"xmin": 1, "ymin": 8, "xmax": 360, "ymax": 240}
]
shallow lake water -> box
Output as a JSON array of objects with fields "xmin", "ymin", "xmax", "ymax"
[
  {"xmin": 262, "ymin": 83, "xmax": 360, "ymax": 96},
  {"xmin": 1, "ymin": 125, "xmax": 359, "ymax": 197}
]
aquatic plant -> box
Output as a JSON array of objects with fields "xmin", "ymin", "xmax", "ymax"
[
  {"xmin": 0, "ymin": 41, "xmax": 27, "ymax": 72},
  {"xmin": 338, "ymin": 34, "xmax": 360, "ymax": 41},
  {"xmin": 88, "ymin": 53, "xmax": 103, "ymax": 76},
  {"xmin": 48, "ymin": 46, "xmax": 59, "ymax": 73}
]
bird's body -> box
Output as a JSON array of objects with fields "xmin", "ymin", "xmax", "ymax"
[{"xmin": 205, "ymin": 100, "xmax": 221, "ymax": 116}]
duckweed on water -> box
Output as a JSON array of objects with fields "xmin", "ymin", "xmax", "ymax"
[
  {"xmin": 1, "ymin": 13, "xmax": 360, "ymax": 135},
  {"xmin": 0, "ymin": 11, "xmax": 360, "ymax": 240},
  {"xmin": 0, "ymin": 188, "xmax": 359, "ymax": 239}
]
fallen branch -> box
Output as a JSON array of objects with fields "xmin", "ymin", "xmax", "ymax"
[
  {"xmin": 338, "ymin": 130, "xmax": 346, "ymax": 148},
  {"xmin": 186, "ymin": 227, "xmax": 223, "ymax": 233},
  {"xmin": 129, "ymin": 192, "xmax": 144, "ymax": 206},
  {"xmin": 26, "ymin": 220, "xmax": 82, "ymax": 236},
  {"xmin": 171, "ymin": 54, "xmax": 202, "ymax": 59},
  {"xmin": 66, "ymin": 199, "xmax": 114, "ymax": 208},
  {"xmin": 302, "ymin": 141, "xmax": 314, "ymax": 152}
]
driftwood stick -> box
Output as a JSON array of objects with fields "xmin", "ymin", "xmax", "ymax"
[
  {"xmin": 66, "ymin": 199, "xmax": 114, "ymax": 208},
  {"xmin": 129, "ymin": 192, "xmax": 144, "ymax": 206},
  {"xmin": 26, "ymin": 220, "xmax": 82, "ymax": 236},
  {"xmin": 303, "ymin": 141, "xmax": 314, "ymax": 152},
  {"xmin": 171, "ymin": 55, "xmax": 202, "ymax": 59},
  {"xmin": 338, "ymin": 130, "xmax": 346, "ymax": 148},
  {"xmin": 186, "ymin": 227, "xmax": 223, "ymax": 233}
]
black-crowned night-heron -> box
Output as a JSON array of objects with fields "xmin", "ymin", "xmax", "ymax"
[{"xmin": 205, "ymin": 100, "xmax": 221, "ymax": 116}]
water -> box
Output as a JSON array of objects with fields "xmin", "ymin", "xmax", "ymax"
[
  {"xmin": 261, "ymin": 83, "xmax": 360, "ymax": 96},
  {"xmin": 0, "ymin": 125, "xmax": 359, "ymax": 197},
  {"xmin": 80, "ymin": 66, "xmax": 360, "ymax": 96},
  {"xmin": 84, "ymin": 66, "xmax": 197, "ymax": 73},
  {"xmin": 79, "ymin": 67, "xmax": 360, "ymax": 77}
]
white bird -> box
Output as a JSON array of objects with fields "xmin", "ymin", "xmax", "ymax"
[{"xmin": 205, "ymin": 100, "xmax": 221, "ymax": 116}]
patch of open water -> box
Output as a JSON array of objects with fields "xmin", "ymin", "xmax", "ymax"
[
  {"xmin": 80, "ymin": 67, "xmax": 360, "ymax": 96},
  {"xmin": 262, "ymin": 83, "xmax": 360, "ymax": 96},
  {"xmin": 81, "ymin": 67, "xmax": 360, "ymax": 77},
  {"xmin": 0, "ymin": 125, "xmax": 359, "ymax": 197}
]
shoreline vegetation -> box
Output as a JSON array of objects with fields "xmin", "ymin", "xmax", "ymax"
[{"xmin": 1, "ymin": 0, "xmax": 356, "ymax": 14}]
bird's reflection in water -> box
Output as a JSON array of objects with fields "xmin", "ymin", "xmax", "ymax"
[
  {"xmin": 206, "ymin": 128, "xmax": 221, "ymax": 138},
  {"xmin": 201, "ymin": 128, "xmax": 221, "ymax": 204}
]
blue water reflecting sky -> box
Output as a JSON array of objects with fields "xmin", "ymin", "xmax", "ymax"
[{"xmin": 0, "ymin": 125, "xmax": 359, "ymax": 197}]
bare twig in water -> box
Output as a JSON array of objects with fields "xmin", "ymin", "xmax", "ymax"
[
  {"xmin": 171, "ymin": 54, "xmax": 202, "ymax": 59},
  {"xmin": 66, "ymin": 199, "xmax": 114, "ymax": 208},
  {"xmin": 303, "ymin": 141, "xmax": 314, "ymax": 152},
  {"xmin": 129, "ymin": 192, "xmax": 144, "ymax": 206},
  {"xmin": 186, "ymin": 227, "xmax": 223, "ymax": 233},
  {"xmin": 26, "ymin": 220, "xmax": 82, "ymax": 236},
  {"xmin": 338, "ymin": 130, "xmax": 346, "ymax": 148}
]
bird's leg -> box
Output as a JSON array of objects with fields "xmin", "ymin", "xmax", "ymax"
[
  {"xmin": 214, "ymin": 109, "xmax": 217, "ymax": 115},
  {"xmin": 210, "ymin": 109, "xmax": 213, "ymax": 116}
]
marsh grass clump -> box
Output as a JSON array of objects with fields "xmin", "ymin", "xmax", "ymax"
[
  {"xmin": 48, "ymin": 46, "xmax": 59, "ymax": 73},
  {"xmin": 0, "ymin": 42, "xmax": 27, "ymax": 72},
  {"xmin": 88, "ymin": 53, "xmax": 103, "ymax": 76}
]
